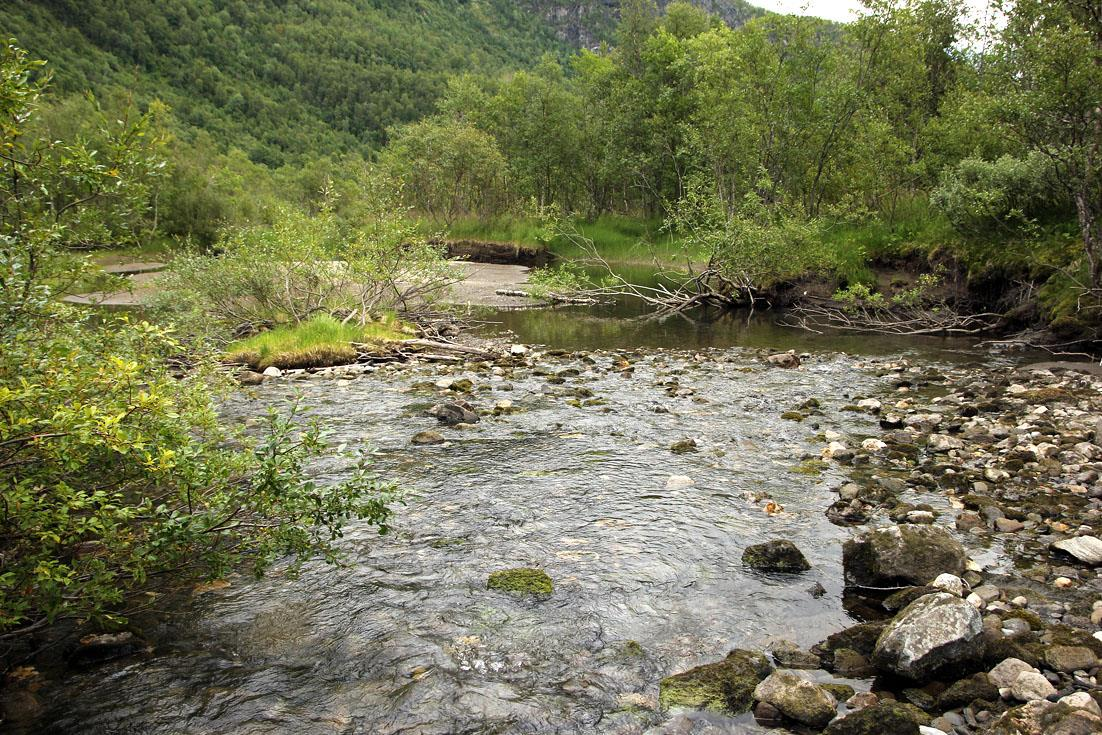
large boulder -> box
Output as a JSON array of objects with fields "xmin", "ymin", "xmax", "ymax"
[
  {"xmin": 658, "ymin": 649, "xmax": 773, "ymax": 714},
  {"xmin": 742, "ymin": 540, "xmax": 811, "ymax": 573},
  {"xmin": 823, "ymin": 700, "xmax": 931, "ymax": 735},
  {"xmin": 872, "ymin": 592, "xmax": 984, "ymax": 680},
  {"xmin": 843, "ymin": 524, "xmax": 966, "ymax": 587},
  {"xmin": 752, "ymin": 670, "xmax": 837, "ymax": 729}
]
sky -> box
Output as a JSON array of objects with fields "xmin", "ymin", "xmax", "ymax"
[{"xmin": 756, "ymin": 0, "xmax": 996, "ymax": 24}]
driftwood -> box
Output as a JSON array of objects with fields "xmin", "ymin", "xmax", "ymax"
[{"xmin": 780, "ymin": 296, "xmax": 1003, "ymax": 336}]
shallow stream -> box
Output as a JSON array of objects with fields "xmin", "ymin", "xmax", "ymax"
[{"xmin": 27, "ymin": 307, "xmax": 1017, "ymax": 734}]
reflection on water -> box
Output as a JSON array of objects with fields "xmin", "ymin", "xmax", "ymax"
[
  {"xmin": 486, "ymin": 301, "xmax": 990, "ymax": 361},
  {"xmin": 24, "ymin": 302, "xmax": 1009, "ymax": 734}
]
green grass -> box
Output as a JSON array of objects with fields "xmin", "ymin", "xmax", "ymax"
[
  {"xmin": 423, "ymin": 214, "xmax": 700, "ymax": 265},
  {"xmin": 225, "ymin": 314, "xmax": 409, "ymax": 370},
  {"xmin": 817, "ymin": 198, "xmax": 958, "ymax": 286}
]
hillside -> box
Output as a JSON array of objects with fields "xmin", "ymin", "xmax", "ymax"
[{"xmin": 2, "ymin": 0, "xmax": 765, "ymax": 166}]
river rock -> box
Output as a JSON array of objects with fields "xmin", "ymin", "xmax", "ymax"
[
  {"xmin": 1060, "ymin": 692, "xmax": 1102, "ymax": 717},
  {"xmin": 261, "ymin": 366, "xmax": 282, "ymax": 378},
  {"xmin": 988, "ymin": 657, "xmax": 1037, "ymax": 689},
  {"xmin": 1045, "ymin": 645, "xmax": 1098, "ymax": 673},
  {"xmin": 1011, "ymin": 670, "xmax": 1057, "ymax": 701},
  {"xmin": 411, "ymin": 430, "xmax": 445, "ymax": 445},
  {"xmin": 930, "ymin": 573, "xmax": 965, "ymax": 597},
  {"xmin": 988, "ymin": 699, "xmax": 1102, "ymax": 735},
  {"xmin": 928, "ymin": 434, "xmax": 964, "ymax": 452},
  {"xmin": 766, "ymin": 351, "xmax": 800, "ymax": 368},
  {"xmin": 752, "ymin": 670, "xmax": 837, "ymax": 729},
  {"xmin": 658, "ymin": 649, "xmax": 773, "ymax": 714},
  {"xmin": 843, "ymin": 524, "xmax": 966, "ymax": 587},
  {"xmin": 767, "ymin": 639, "xmax": 820, "ymax": 669},
  {"xmin": 238, "ymin": 370, "xmax": 265, "ymax": 385},
  {"xmin": 427, "ymin": 401, "xmax": 479, "ymax": 425},
  {"xmin": 1051, "ymin": 536, "xmax": 1102, "ymax": 565},
  {"xmin": 872, "ymin": 592, "xmax": 984, "ymax": 680},
  {"xmin": 742, "ymin": 540, "xmax": 811, "ymax": 573},
  {"xmin": 823, "ymin": 700, "xmax": 931, "ymax": 735}
]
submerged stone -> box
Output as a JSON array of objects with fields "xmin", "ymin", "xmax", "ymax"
[
  {"xmin": 486, "ymin": 567, "xmax": 553, "ymax": 596},
  {"xmin": 742, "ymin": 540, "xmax": 811, "ymax": 573},
  {"xmin": 658, "ymin": 649, "xmax": 773, "ymax": 714}
]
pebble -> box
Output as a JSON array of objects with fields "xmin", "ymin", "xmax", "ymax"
[{"xmin": 1010, "ymin": 671, "xmax": 1057, "ymax": 701}]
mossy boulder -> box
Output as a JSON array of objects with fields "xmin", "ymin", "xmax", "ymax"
[
  {"xmin": 753, "ymin": 670, "xmax": 837, "ymax": 729},
  {"xmin": 843, "ymin": 524, "xmax": 965, "ymax": 588},
  {"xmin": 822, "ymin": 700, "xmax": 931, "ymax": 735},
  {"xmin": 658, "ymin": 649, "xmax": 773, "ymax": 714},
  {"xmin": 486, "ymin": 567, "xmax": 553, "ymax": 596},
  {"xmin": 742, "ymin": 540, "xmax": 811, "ymax": 573},
  {"xmin": 936, "ymin": 672, "xmax": 999, "ymax": 710}
]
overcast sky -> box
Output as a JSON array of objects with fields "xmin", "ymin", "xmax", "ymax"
[{"xmin": 756, "ymin": 0, "xmax": 997, "ymax": 24}]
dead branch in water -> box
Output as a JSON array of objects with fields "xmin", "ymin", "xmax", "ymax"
[
  {"xmin": 780, "ymin": 296, "xmax": 1003, "ymax": 336},
  {"xmin": 553, "ymin": 224, "xmax": 754, "ymax": 319}
]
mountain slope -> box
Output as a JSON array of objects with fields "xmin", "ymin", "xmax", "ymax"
[{"xmin": 3, "ymin": 0, "xmax": 766, "ymax": 165}]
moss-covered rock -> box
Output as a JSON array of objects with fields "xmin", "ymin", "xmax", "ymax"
[
  {"xmin": 822, "ymin": 700, "xmax": 931, "ymax": 735},
  {"xmin": 658, "ymin": 649, "xmax": 773, "ymax": 714},
  {"xmin": 781, "ymin": 410, "xmax": 805, "ymax": 421},
  {"xmin": 741, "ymin": 540, "xmax": 811, "ymax": 573},
  {"xmin": 842, "ymin": 524, "xmax": 965, "ymax": 588},
  {"xmin": 486, "ymin": 567, "xmax": 553, "ymax": 596},
  {"xmin": 936, "ymin": 673, "xmax": 999, "ymax": 710},
  {"xmin": 883, "ymin": 586, "xmax": 938, "ymax": 612}
]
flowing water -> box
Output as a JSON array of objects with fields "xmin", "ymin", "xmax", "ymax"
[{"xmin": 24, "ymin": 306, "xmax": 1014, "ymax": 735}]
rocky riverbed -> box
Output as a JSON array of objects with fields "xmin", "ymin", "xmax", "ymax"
[
  {"xmin": 5, "ymin": 337, "xmax": 1101, "ymax": 734},
  {"xmin": 655, "ymin": 357, "xmax": 1102, "ymax": 734}
]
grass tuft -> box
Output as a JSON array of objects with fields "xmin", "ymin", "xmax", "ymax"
[{"xmin": 225, "ymin": 314, "xmax": 407, "ymax": 370}]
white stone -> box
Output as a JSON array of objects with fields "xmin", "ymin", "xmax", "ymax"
[
  {"xmin": 857, "ymin": 398, "xmax": 882, "ymax": 411},
  {"xmin": 928, "ymin": 434, "xmax": 965, "ymax": 452},
  {"xmin": 665, "ymin": 475, "xmax": 694, "ymax": 490},
  {"xmin": 824, "ymin": 430, "xmax": 844, "ymax": 442},
  {"xmin": 1052, "ymin": 536, "xmax": 1102, "ymax": 566},
  {"xmin": 989, "ymin": 658, "xmax": 1037, "ymax": 689},
  {"xmin": 919, "ymin": 728, "xmax": 949, "ymax": 735},
  {"xmin": 966, "ymin": 592, "xmax": 985, "ymax": 609},
  {"xmin": 261, "ymin": 366, "xmax": 282, "ymax": 377},
  {"xmin": 1059, "ymin": 691, "xmax": 1102, "ymax": 716},
  {"xmin": 930, "ymin": 573, "xmax": 965, "ymax": 597},
  {"xmin": 1011, "ymin": 671, "xmax": 1056, "ymax": 701},
  {"xmin": 822, "ymin": 441, "xmax": 850, "ymax": 459},
  {"xmin": 984, "ymin": 467, "xmax": 1011, "ymax": 482},
  {"xmin": 862, "ymin": 438, "xmax": 887, "ymax": 452},
  {"xmin": 1054, "ymin": 576, "xmax": 1074, "ymax": 589}
]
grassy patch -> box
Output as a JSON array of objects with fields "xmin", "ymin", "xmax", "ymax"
[
  {"xmin": 486, "ymin": 567, "xmax": 553, "ymax": 596},
  {"xmin": 426, "ymin": 214, "xmax": 700, "ymax": 265},
  {"xmin": 225, "ymin": 314, "xmax": 407, "ymax": 370}
]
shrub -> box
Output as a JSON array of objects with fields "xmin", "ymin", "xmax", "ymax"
[{"xmin": 931, "ymin": 153, "xmax": 1068, "ymax": 239}]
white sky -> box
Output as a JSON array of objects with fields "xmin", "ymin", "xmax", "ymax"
[{"xmin": 757, "ymin": 0, "xmax": 996, "ymax": 24}]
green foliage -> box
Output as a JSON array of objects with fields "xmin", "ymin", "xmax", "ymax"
[
  {"xmin": 0, "ymin": 42, "xmax": 396, "ymax": 634},
  {"xmin": 526, "ymin": 262, "xmax": 592, "ymax": 298},
  {"xmin": 380, "ymin": 118, "xmax": 507, "ymax": 226},
  {"xmin": 157, "ymin": 181, "xmax": 458, "ymax": 337},
  {"xmin": 225, "ymin": 314, "xmax": 408, "ymax": 370},
  {"xmin": 0, "ymin": 314, "xmax": 395, "ymax": 630},
  {"xmin": 931, "ymin": 153, "xmax": 1065, "ymax": 238},
  {"xmin": 668, "ymin": 184, "xmax": 827, "ymax": 290},
  {"xmin": 4, "ymin": 0, "xmax": 573, "ymax": 166}
]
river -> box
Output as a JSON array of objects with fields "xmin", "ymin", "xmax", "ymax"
[{"xmin": 22, "ymin": 303, "xmax": 1019, "ymax": 735}]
